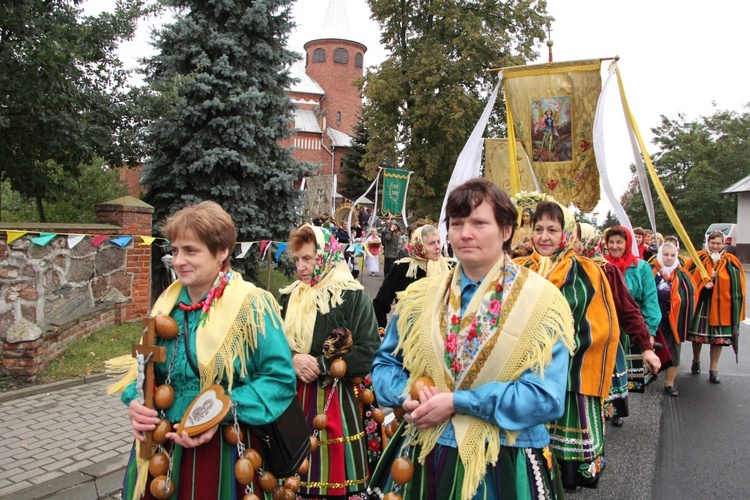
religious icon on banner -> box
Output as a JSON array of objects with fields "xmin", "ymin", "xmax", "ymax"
[{"xmin": 531, "ymin": 97, "xmax": 572, "ymax": 162}]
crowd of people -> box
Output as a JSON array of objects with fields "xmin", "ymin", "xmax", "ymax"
[{"xmin": 108, "ymin": 181, "xmax": 745, "ymax": 499}]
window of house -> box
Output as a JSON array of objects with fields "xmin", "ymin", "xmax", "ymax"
[
  {"xmin": 336, "ymin": 111, "xmax": 341, "ymax": 126},
  {"xmin": 334, "ymin": 48, "xmax": 348, "ymax": 64},
  {"xmin": 313, "ymin": 48, "xmax": 325, "ymax": 63},
  {"xmin": 355, "ymin": 53, "xmax": 363, "ymax": 68}
]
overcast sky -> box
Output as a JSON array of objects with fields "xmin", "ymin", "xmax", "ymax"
[{"xmin": 102, "ymin": 0, "xmax": 749, "ymax": 216}]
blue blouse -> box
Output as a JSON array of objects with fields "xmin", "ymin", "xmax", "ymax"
[{"xmin": 372, "ymin": 268, "xmax": 569, "ymax": 448}]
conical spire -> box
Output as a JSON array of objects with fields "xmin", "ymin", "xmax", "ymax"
[{"xmin": 308, "ymin": 0, "xmax": 365, "ymax": 48}]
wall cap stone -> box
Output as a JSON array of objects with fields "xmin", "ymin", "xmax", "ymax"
[{"xmin": 6, "ymin": 318, "xmax": 43, "ymax": 343}]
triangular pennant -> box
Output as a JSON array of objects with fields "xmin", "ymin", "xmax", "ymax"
[
  {"xmin": 67, "ymin": 234, "xmax": 85, "ymax": 249},
  {"xmin": 275, "ymin": 242, "xmax": 288, "ymax": 262},
  {"xmin": 352, "ymin": 243, "xmax": 365, "ymax": 256},
  {"xmin": 5, "ymin": 230, "xmax": 27, "ymax": 244},
  {"xmin": 30, "ymin": 232, "xmax": 57, "ymax": 247},
  {"xmin": 259, "ymin": 240, "xmax": 271, "ymax": 259},
  {"xmin": 139, "ymin": 236, "xmax": 156, "ymax": 246},
  {"xmin": 110, "ymin": 236, "xmax": 132, "ymax": 248},
  {"xmin": 91, "ymin": 235, "xmax": 108, "ymax": 247},
  {"xmin": 237, "ymin": 242, "xmax": 253, "ymax": 259}
]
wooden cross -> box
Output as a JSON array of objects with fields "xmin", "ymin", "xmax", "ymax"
[{"xmin": 132, "ymin": 316, "xmax": 166, "ymax": 459}]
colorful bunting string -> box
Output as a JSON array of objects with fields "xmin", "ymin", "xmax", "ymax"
[
  {"xmin": 110, "ymin": 236, "xmax": 132, "ymax": 248},
  {"xmin": 91, "ymin": 235, "xmax": 108, "ymax": 247},
  {"xmin": 67, "ymin": 234, "xmax": 85, "ymax": 249},
  {"xmin": 29, "ymin": 233, "xmax": 56, "ymax": 247}
]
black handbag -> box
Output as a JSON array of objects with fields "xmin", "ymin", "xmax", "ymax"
[{"xmin": 249, "ymin": 397, "xmax": 311, "ymax": 477}]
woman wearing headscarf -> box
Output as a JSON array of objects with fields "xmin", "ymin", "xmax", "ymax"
[
  {"xmin": 515, "ymin": 202, "xmax": 618, "ymax": 489},
  {"xmin": 651, "ymin": 242, "xmax": 695, "ymax": 395},
  {"xmin": 510, "ymin": 207, "xmax": 534, "ymax": 258},
  {"xmin": 578, "ymin": 223, "xmax": 660, "ymax": 425},
  {"xmin": 279, "ymin": 225, "xmax": 381, "ymax": 498},
  {"xmin": 372, "ymin": 225, "xmax": 453, "ymax": 330},
  {"xmin": 604, "ymin": 226, "xmax": 667, "ymax": 396},
  {"xmin": 686, "ymin": 230, "xmax": 746, "ymax": 384},
  {"xmin": 108, "ymin": 201, "xmax": 297, "ymax": 499}
]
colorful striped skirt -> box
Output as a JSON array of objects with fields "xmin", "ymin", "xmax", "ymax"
[
  {"xmin": 548, "ymin": 392, "xmax": 605, "ymax": 489},
  {"xmin": 687, "ymin": 289, "xmax": 734, "ymax": 345},
  {"xmin": 297, "ymin": 378, "xmax": 369, "ymax": 498},
  {"xmin": 604, "ymin": 342, "xmax": 629, "ymax": 419},
  {"xmin": 367, "ymin": 422, "xmax": 564, "ymax": 499}
]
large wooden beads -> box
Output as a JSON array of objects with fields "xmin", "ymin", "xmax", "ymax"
[
  {"xmin": 383, "ymin": 493, "xmax": 403, "ymax": 500},
  {"xmin": 148, "ymin": 451, "xmax": 169, "ymax": 477},
  {"xmin": 154, "ymin": 384, "xmax": 175, "ymax": 410},
  {"xmin": 393, "ymin": 407, "xmax": 406, "ymax": 422},
  {"xmin": 284, "ymin": 475, "xmax": 301, "ymax": 492},
  {"xmin": 243, "ymin": 448, "xmax": 263, "ymax": 470},
  {"xmin": 152, "ymin": 419, "xmax": 172, "ymax": 445},
  {"xmin": 410, "ymin": 377, "xmax": 435, "ymax": 400},
  {"xmin": 329, "ymin": 358, "xmax": 347, "ymax": 379},
  {"xmin": 297, "ymin": 458, "xmax": 310, "ymax": 475},
  {"xmin": 371, "ymin": 408, "xmax": 385, "ymax": 424},
  {"xmin": 310, "ymin": 435, "xmax": 319, "ymax": 453},
  {"xmin": 243, "ymin": 495, "xmax": 261, "ymax": 500},
  {"xmin": 150, "ymin": 475, "xmax": 175, "ymax": 499},
  {"xmin": 154, "ymin": 315, "xmax": 179, "ymax": 339},
  {"xmin": 223, "ymin": 425, "xmax": 245, "ymax": 445},
  {"xmin": 258, "ymin": 470, "xmax": 278, "ymax": 491},
  {"xmin": 359, "ymin": 388, "xmax": 375, "ymax": 405},
  {"xmin": 385, "ymin": 419, "xmax": 399, "ymax": 438},
  {"xmin": 313, "ymin": 413, "xmax": 328, "ymax": 430},
  {"xmin": 234, "ymin": 457, "xmax": 255, "ymax": 485},
  {"xmin": 391, "ymin": 456, "xmax": 414, "ymax": 485}
]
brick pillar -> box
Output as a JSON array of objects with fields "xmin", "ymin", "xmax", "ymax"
[
  {"xmin": 2, "ymin": 340, "xmax": 44, "ymax": 377},
  {"xmin": 95, "ymin": 196, "xmax": 154, "ymax": 321}
]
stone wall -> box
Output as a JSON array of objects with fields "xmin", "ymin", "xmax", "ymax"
[{"xmin": 0, "ymin": 196, "xmax": 153, "ymax": 377}]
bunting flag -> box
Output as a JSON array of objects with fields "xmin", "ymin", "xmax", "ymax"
[
  {"xmin": 504, "ymin": 59, "xmax": 602, "ymax": 211},
  {"xmin": 484, "ymin": 138, "xmax": 540, "ymax": 196},
  {"xmin": 91, "ymin": 235, "xmax": 108, "ymax": 247},
  {"xmin": 275, "ymin": 243, "xmax": 288, "ymax": 262},
  {"xmin": 380, "ymin": 168, "xmax": 410, "ymax": 217},
  {"xmin": 259, "ymin": 240, "xmax": 271, "ymax": 260},
  {"xmin": 6, "ymin": 230, "xmax": 27, "ymax": 244},
  {"xmin": 110, "ymin": 236, "xmax": 132, "ymax": 248},
  {"xmin": 30, "ymin": 232, "xmax": 57, "ymax": 247},
  {"xmin": 237, "ymin": 242, "xmax": 253, "ymax": 259},
  {"xmin": 139, "ymin": 236, "xmax": 156, "ymax": 246},
  {"xmin": 67, "ymin": 234, "xmax": 85, "ymax": 249}
]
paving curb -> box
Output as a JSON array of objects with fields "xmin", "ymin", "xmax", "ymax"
[{"xmin": 0, "ymin": 372, "xmax": 109, "ymax": 403}]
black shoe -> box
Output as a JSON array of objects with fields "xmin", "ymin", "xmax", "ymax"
[
  {"xmin": 612, "ymin": 417, "xmax": 624, "ymax": 427},
  {"xmin": 709, "ymin": 371, "xmax": 720, "ymax": 384},
  {"xmin": 691, "ymin": 361, "xmax": 701, "ymax": 374},
  {"xmin": 664, "ymin": 386, "xmax": 679, "ymax": 397}
]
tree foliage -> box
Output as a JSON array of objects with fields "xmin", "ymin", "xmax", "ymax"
[
  {"xmin": 361, "ymin": 0, "xmax": 549, "ymax": 218},
  {"xmin": 140, "ymin": 0, "xmax": 304, "ymax": 278},
  {"xmin": 621, "ymin": 108, "xmax": 750, "ymax": 248},
  {"xmin": 0, "ymin": 0, "xmax": 149, "ymax": 221},
  {"xmin": 339, "ymin": 119, "xmax": 374, "ymax": 201}
]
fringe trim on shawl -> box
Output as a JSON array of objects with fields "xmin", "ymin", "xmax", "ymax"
[
  {"xmin": 280, "ymin": 261, "xmax": 363, "ymax": 354},
  {"xmin": 393, "ymin": 266, "xmax": 575, "ymax": 500},
  {"xmin": 393, "ymin": 256, "xmax": 452, "ymax": 279}
]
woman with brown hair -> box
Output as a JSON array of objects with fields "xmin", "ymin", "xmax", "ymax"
[{"xmin": 510, "ymin": 207, "xmax": 534, "ymax": 258}]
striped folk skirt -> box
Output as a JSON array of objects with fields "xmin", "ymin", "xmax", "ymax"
[
  {"xmin": 687, "ymin": 288, "xmax": 735, "ymax": 345},
  {"xmin": 548, "ymin": 392, "xmax": 605, "ymax": 489},
  {"xmin": 367, "ymin": 422, "xmax": 564, "ymax": 499},
  {"xmin": 604, "ymin": 342, "xmax": 629, "ymax": 419},
  {"xmin": 297, "ymin": 378, "xmax": 369, "ymax": 498}
]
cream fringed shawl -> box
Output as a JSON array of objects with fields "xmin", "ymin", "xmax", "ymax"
[
  {"xmin": 393, "ymin": 254, "xmax": 452, "ymax": 279},
  {"xmin": 394, "ymin": 255, "xmax": 575, "ymax": 500},
  {"xmin": 279, "ymin": 261, "xmax": 363, "ymax": 354},
  {"xmin": 105, "ymin": 272, "xmax": 280, "ymax": 498}
]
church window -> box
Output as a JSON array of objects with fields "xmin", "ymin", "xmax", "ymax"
[
  {"xmin": 313, "ymin": 48, "xmax": 325, "ymax": 63},
  {"xmin": 355, "ymin": 53, "xmax": 363, "ymax": 68},
  {"xmin": 334, "ymin": 48, "xmax": 349, "ymax": 64}
]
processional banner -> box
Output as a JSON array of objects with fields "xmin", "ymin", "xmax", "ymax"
[
  {"xmin": 484, "ymin": 139, "xmax": 538, "ymax": 196},
  {"xmin": 305, "ymin": 175, "xmax": 334, "ymax": 217},
  {"xmin": 503, "ymin": 59, "xmax": 602, "ymax": 212},
  {"xmin": 380, "ymin": 168, "xmax": 409, "ymax": 216}
]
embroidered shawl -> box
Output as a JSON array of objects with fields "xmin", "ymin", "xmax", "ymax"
[{"xmin": 687, "ymin": 250, "xmax": 746, "ymax": 326}]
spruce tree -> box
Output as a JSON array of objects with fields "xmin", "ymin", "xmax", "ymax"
[
  {"xmin": 141, "ymin": 0, "xmax": 304, "ymax": 277},
  {"xmin": 339, "ymin": 120, "xmax": 374, "ymax": 201}
]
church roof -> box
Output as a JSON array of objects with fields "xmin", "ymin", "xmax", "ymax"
[
  {"xmin": 288, "ymin": 58, "xmax": 325, "ymax": 95},
  {"xmin": 306, "ymin": 0, "xmax": 366, "ymax": 49},
  {"xmin": 328, "ymin": 127, "xmax": 353, "ymax": 147},
  {"xmin": 294, "ymin": 109, "xmax": 322, "ymax": 133}
]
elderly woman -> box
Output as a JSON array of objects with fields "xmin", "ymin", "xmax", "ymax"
[
  {"xmin": 515, "ymin": 202, "xmax": 618, "ymax": 489},
  {"xmin": 651, "ymin": 242, "xmax": 695, "ymax": 395},
  {"xmin": 510, "ymin": 207, "xmax": 535, "ymax": 258},
  {"xmin": 686, "ymin": 230, "xmax": 746, "ymax": 383},
  {"xmin": 109, "ymin": 201, "xmax": 297, "ymax": 499},
  {"xmin": 279, "ymin": 224, "xmax": 380, "ymax": 499},
  {"xmin": 372, "ymin": 224, "xmax": 452, "ymax": 330}
]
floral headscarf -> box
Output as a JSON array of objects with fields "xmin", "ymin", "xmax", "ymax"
[
  {"xmin": 396, "ymin": 225, "xmax": 451, "ymax": 278},
  {"xmin": 579, "ymin": 222, "xmax": 607, "ymax": 264},
  {"xmin": 604, "ymin": 225, "xmax": 639, "ymax": 275},
  {"xmin": 529, "ymin": 201, "xmax": 576, "ymax": 277},
  {"xmin": 305, "ymin": 224, "xmax": 344, "ymax": 286}
]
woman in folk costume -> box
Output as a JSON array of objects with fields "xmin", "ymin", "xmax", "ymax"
[
  {"xmin": 686, "ymin": 230, "xmax": 746, "ymax": 384},
  {"xmin": 577, "ymin": 223, "xmax": 661, "ymax": 426},
  {"xmin": 108, "ymin": 201, "xmax": 297, "ymax": 499},
  {"xmin": 364, "ymin": 228, "xmax": 382, "ymax": 276},
  {"xmin": 370, "ymin": 179, "xmax": 575, "ymax": 500},
  {"xmin": 372, "ymin": 225, "xmax": 453, "ymax": 330},
  {"xmin": 279, "ymin": 224, "xmax": 381, "ymax": 499},
  {"xmin": 514, "ymin": 202, "xmax": 618, "ymax": 489},
  {"xmin": 604, "ymin": 226, "xmax": 668, "ymax": 395},
  {"xmin": 651, "ymin": 242, "xmax": 695, "ymax": 396}
]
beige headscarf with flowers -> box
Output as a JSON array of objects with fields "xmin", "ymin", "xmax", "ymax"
[{"xmin": 394, "ymin": 225, "xmax": 452, "ymax": 278}]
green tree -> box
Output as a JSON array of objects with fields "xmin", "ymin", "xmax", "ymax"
[
  {"xmin": 621, "ymin": 108, "xmax": 750, "ymax": 248},
  {"xmin": 0, "ymin": 0, "xmax": 149, "ymax": 221},
  {"xmin": 362, "ymin": 0, "xmax": 549, "ymax": 218},
  {"xmin": 600, "ymin": 210, "xmax": 619, "ymax": 231},
  {"xmin": 339, "ymin": 119, "xmax": 374, "ymax": 201},
  {"xmin": 141, "ymin": 0, "xmax": 304, "ymax": 278}
]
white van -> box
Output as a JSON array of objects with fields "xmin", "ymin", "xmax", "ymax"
[{"xmin": 703, "ymin": 223, "xmax": 738, "ymax": 254}]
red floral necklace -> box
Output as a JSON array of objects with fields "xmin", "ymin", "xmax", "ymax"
[{"xmin": 177, "ymin": 269, "xmax": 231, "ymax": 313}]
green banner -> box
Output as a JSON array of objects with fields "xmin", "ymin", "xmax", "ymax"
[{"xmin": 381, "ymin": 168, "xmax": 409, "ymax": 216}]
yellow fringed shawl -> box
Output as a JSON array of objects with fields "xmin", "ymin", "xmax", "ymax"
[
  {"xmin": 394, "ymin": 255, "xmax": 574, "ymax": 500},
  {"xmin": 279, "ymin": 261, "xmax": 363, "ymax": 354}
]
